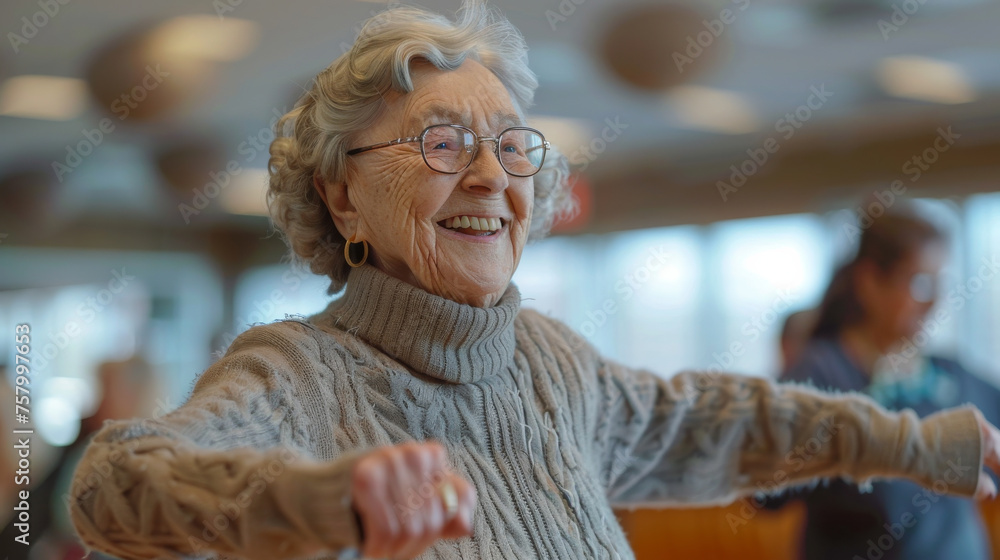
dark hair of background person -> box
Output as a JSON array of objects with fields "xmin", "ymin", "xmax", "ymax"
[{"xmin": 811, "ymin": 208, "xmax": 946, "ymax": 340}]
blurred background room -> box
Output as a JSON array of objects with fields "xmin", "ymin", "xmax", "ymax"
[{"xmin": 1, "ymin": 0, "xmax": 999, "ymax": 558}]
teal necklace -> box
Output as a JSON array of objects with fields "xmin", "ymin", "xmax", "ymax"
[{"xmin": 869, "ymin": 357, "xmax": 960, "ymax": 410}]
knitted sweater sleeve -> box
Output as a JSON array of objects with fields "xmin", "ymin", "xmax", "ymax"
[
  {"xmin": 68, "ymin": 322, "xmax": 365, "ymax": 560},
  {"xmin": 515, "ymin": 310, "xmax": 985, "ymax": 508},
  {"xmin": 590, "ymin": 356, "xmax": 984, "ymax": 507}
]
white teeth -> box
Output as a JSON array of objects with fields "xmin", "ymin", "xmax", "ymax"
[{"xmin": 442, "ymin": 215, "xmax": 503, "ymax": 232}]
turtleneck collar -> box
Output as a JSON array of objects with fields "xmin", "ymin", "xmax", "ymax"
[{"xmin": 313, "ymin": 263, "xmax": 521, "ymax": 384}]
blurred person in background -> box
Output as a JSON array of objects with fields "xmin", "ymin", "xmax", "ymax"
[
  {"xmin": 65, "ymin": 3, "xmax": 1000, "ymax": 559},
  {"xmin": 781, "ymin": 205, "xmax": 1000, "ymax": 560},
  {"xmin": 780, "ymin": 309, "xmax": 819, "ymax": 373}
]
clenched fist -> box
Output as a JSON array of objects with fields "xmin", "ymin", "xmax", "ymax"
[{"xmin": 351, "ymin": 442, "xmax": 477, "ymax": 559}]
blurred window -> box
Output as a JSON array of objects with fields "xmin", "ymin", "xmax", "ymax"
[
  {"xmin": 231, "ymin": 261, "xmax": 332, "ymax": 336},
  {"xmin": 0, "ymin": 249, "xmax": 220, "ymax": 444},
  {"xmin": 515, "ymin": 202, "xmax": 996, "ymax": 382}
]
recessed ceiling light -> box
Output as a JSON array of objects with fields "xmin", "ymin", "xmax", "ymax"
[
  {"xmin": 0, "ymin": 75, "xmax": 88, "ymax": 121},
  {"xmin": 147, "ymin": 15, "xmax": 260, "ymax": 62},
  {"xmin": 667, "ymin": 86, "xmax": 759, "ymax": 134},
  {"xmin": 876, "ymin": 56, "xmax": 975, "ymax": 104}
]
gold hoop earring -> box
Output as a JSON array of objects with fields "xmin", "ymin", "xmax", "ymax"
[{"xmin": 344, "ymin": 237, "xmax": 369, "ymax": 267}]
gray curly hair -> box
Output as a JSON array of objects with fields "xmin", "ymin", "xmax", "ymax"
[{"xmin": 266, "ymin": 0, "xmax": 575, "ymax": 295}]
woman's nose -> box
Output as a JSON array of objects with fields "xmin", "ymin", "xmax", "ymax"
[{"xmin": 463, "ymin": 139, "xmax": 509, "ymax": 193}]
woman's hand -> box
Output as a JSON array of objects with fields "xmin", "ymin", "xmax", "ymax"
[
  {"xmin": 974, "ymin": 410, "xmax": 1000, "ymax": 500},
  {"xmin": 351, "ymin": 441, "xmax": 476, "ymax": 559}
]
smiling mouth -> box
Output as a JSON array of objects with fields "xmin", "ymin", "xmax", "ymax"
[{"xmin": 437, "ymin": 215, "xmax": 505, "ymax": 237}]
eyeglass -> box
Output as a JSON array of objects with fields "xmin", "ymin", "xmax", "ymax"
[{"xmin": 346, "ymin": 124, "xmax": 550, "ymax": 177}]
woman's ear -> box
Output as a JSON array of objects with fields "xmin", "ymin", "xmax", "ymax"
[{"xmin": 313, "ymin": 173, "xmax": 361, "ymax": 240}]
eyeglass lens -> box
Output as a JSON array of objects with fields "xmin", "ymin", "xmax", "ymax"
[
  {"xmin": 909, "ymin": 272, "xmax": 938, "ymax": 303},
  {"xmin": 421, "ymin": 125, "xmax": 545, "ymax": 176}
]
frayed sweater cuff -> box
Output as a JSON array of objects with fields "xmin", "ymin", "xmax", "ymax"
[
  {"xmin": 865, "ymin": 404, "xmax": 983, "ymax": 497},
  {"xmin": 915, "ymin": 405, "xmax": 983, "ymax": 497}
]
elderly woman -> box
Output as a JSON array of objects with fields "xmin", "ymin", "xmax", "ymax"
[{"xmin": 70, "ymin": 2, "xmax": 1000, "ymax": 559}]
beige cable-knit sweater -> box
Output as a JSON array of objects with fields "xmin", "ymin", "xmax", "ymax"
[{"xmin": 68, "ymin": 263, "xmax": 983, "ymax": 560}]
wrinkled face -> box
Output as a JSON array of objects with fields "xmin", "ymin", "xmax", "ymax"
[{"xmin": 336, "ymin": 59, "xmax": 534, "ymax": 307}]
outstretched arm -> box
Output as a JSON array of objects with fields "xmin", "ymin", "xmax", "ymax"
[
  {"xmin": 68, "ymin": 323, "xmax": 364, "ymax": 560},
  {"xmin": 590, "ymin": 360, "xmax": 987, "ymax": 507}
]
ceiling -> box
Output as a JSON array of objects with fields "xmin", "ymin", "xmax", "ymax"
[{"xmin": 2, "ymin": 0, "xmax": 1000, "ymax": 239}]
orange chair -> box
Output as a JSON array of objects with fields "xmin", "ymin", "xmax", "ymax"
[
  {"xmin": 619, "ymin": 500, "xmax": 1000, "ymax": 560},
  {"xmin": 616, "ymin": 501, "xmax": 805, "ymax": 560}
]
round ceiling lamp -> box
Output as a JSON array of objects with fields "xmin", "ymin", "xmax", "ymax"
[
  {"xmin": 598, "ymin": 3, "xmax": 730, "ymax": 91},
  {"xmin": 85, "ymin": 26, "xmax": 217, "ymax": 123}
]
